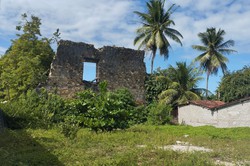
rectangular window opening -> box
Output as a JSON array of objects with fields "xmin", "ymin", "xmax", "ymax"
[{"xmin": 83, "ymin": 62, "xmax": 98, "ymax": 82}]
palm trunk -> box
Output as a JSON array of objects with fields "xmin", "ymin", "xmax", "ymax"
[
  {"xmin": 206, "ymin": 72, "xmax": 210, "ymax": 99},
  {"xmin": 150, "ymin": 51, "xmax": 156, "ymax": 74},
  {"xmin": 150, "ymin": 58, "xmax": 154, "ymax": 74}
]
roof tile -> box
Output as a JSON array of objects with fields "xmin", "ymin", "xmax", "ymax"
[{"xmin": 190, "ymin": 100, "xmax": 225, "ymax": 109}]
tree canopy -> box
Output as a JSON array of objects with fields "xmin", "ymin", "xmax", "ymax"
[
  {"xmin": 217, "ymin": 66, "xmax": 250, "ymax": 102},
  {"xmin": 0, "ymin": 13, "xmax": 54, "ymax": 100},
  {"xmin": 158, "ymin": 62, "xmax": 202, "ymax": 106},
  {"xmin": 145, "ymin": 62, "xmax": 206, "ymax": 106},
  {"xmin": 192, "ymin": 27, "xmax": 236, "ymax": 97},
  {"xmin": 134, "ymin": 0, "xmax": 183, "ymax": 73}
]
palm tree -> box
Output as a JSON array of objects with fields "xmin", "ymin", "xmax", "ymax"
[
  {"xmin": 134, "ymin": 0, "xmax": 183, "ymax": 73},
  {"xmin": 192, "ymin": 28, "xmax": 236, "ymax": 97},
  {"xmin": 158, "ymin": 62, "xmax": 203, "ymax": 106}
]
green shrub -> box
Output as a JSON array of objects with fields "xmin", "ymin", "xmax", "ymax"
[
  {"xmin": 1, "ymin": 88, "xmax": 65, "ymax": 129},
  {"xmin": 147, "ymin": 102, "xmax": 172, "ymax": 125},
  {"xmin": 59, "ymin": 115, "xmax": 80, "ymax": 139},
  {"xmin": 145, "ymin": 73, "xmax": 170, "ymax": 103},
  {"xmin": 129, "ymin": 105, "xmax": 149, "ymax": 125},
  {"xmin": 218, "ymin": 66, "xmax": 250, "ymax": 102},
  {"xmin": 67, "ymin": 81, "xmax": 136, "ymax": 132}
]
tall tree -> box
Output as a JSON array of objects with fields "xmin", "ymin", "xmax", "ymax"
[
  {"xmin": 217, "ymin": 66, "xmax": 250, "ymax": 102},
  {"xmin": 134, "ymin": 0, "xmax": 183, "ymax": 73},
  {"xmin": 192, "ymin": 28, "xmax": 236, "ymax": 97},
  {"xmin": 158, "ymin": 62, "xmax": 203, "ymax": 106},
  {"xmin": 0, "ymin": 13, "xmax": 54, "ymax": 100}
]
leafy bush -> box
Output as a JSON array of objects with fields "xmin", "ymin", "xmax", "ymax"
[
  {"xmin": 66, "ymin": 81, "xmax": 136, "ymax": 132},
  {"xmin": 145, "ymin": 73, "xmax": 170, "ymax": 103},
  {"xmin": 0, "ymin": 82, "xmax": 147, "ymax": 131},
  {"xmin": 147, "ymin": 102, "xmax": 172, "ymax": 125},
  {"xmin": 129, "ymin": 105, "xmax": 149, "ymax": 125},
  {"xmin": 0, "ymin": 14, "xmax": 54, "ymax": 100},
  {"xmin": 59, "ymin": 115, "xmax": 80, "ymax": 139},
  {"xmin": 1, "ymin": 88, "xmax": 65, "ymax": 129},
  {"xmin": 217, "ymin": 66, "xmax": 250, "ymax": 102}
]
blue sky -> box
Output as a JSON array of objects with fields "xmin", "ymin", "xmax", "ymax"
[{"xmin": 0, "ymin": 0, "xmax": 250, "ymax": 93}]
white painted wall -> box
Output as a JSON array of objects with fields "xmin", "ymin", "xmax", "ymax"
[{"xmin": 178, "ymin": 100, "xmax": 250, "ymax": 128}]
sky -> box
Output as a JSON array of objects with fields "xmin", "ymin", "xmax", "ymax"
[{"xmin": 0, "ymin": 0, "xmax": 250, "ymax": 93}]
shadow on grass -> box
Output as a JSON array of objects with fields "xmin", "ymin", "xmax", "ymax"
[{"xmin": 0, "ymin": 129, "xmax": 64, "ymax": 166}]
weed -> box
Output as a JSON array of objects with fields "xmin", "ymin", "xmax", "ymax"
[{"xmin": 0, "ymin": 125, "xmax": 249, "ymax": 165}]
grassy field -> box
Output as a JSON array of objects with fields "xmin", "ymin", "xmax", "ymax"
[{"xmin": 0, "ymin": 125, "xmax": 250, "ymax": 165}]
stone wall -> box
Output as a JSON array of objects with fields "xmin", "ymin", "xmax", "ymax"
[
  {"xmin": 178, "ymin": 100, "xmax": 250, "ymax": 128},
  {"xmin": 47, "ymin": 40, "xmax": 146, "ymax": 101}
]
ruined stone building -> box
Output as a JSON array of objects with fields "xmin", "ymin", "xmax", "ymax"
[{"xmin": 47, "ymin": 40, "xmax": 146, "ymax": 101}]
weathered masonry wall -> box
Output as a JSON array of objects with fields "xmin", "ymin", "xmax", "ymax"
[
  {"xmin": 47, "ymin": 40, "xmax": 146, "ymax": 101},
  {"xmin": 178, "ymin": 100, "xmax": 250, "ymax": 128}
]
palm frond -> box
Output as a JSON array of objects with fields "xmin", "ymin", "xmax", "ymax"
[
  {"xmin": 166, "ymin": 3, "xmax": 176, "ymax": 15},
  {"xmin": 134, "ymin": 11, "xmax": 153, "ymax": 24},
  {"xmin": 156, "ymin": 31, "xmax": 165, "ymax": 49},
  {"xmin": 136, "ymin": 26, "xmax": 151, "ymax": 33},
  {"xmin": 184, "ymin": 91, "xmax": 201, "ymax": 100},
  {"xmin": 156, "ymin": 30, "xmax": 170, "ymax": 58},
  {"xmin": 192, "ymin": 45, "xmax": 207, "ymax": 51},
  {"xmin": 218, "ymin": 40, "xmax": 235, "ymax": 48},
  {"xmin": 192, "ymin": 88, "xmax": 213, "ymax": 97},
  {"xmin": 194, "ymin": 52, "xmax": 209, "ymax": 62},
  {"xmin": 161, "ymin": 19, "xmax": 174, "ymax": 27},
  {"xmin": 158, "ymin": 88, "xmax": 179, "ymax": 104},
  {"xmin": 164, "ymin": 27, "xmax": 183, "ymax": 38},
  {"xmin": 137, "ymin": 33, "xmax": 151, "ymax": 50},
  {"xmin": 214, "ymin": 52, "xmax": 228, "ymax": 74},
  {"xmin": 220, "ymin": 62, "xmax": 228, "ymax": 74},
  {"xmin": 198, "ymin": 32, "xmax": 209, "ymax": 46},
  {"xmin": 134, "ymin": 0, "xmax": 183, "ymax": 73},
  {"xmin": 164, "ymin": 28, "xmax": 183, "ymax": 46},
  {"xmin": 216, "ymin": 28, "xmax": 226, "ymax": 38},
  {"xmin": 218, "ymin": 48, "xmax": 237, "ymax": 55},
  {"xmin": 134, "ymin": 33, "xmax": 146, "ymax": 46}
]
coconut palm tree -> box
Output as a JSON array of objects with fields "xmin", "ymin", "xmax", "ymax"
[
  {"xmin": 192, "ymin": 28, "xmax": 236, "ymax": 97},
  {"xmin": 158, "ymin": 62, "xmax": 203, "ymax": 106},
  {"xmin": 134, "ymin": 0, "xmax": 183, "ymax": 73}
]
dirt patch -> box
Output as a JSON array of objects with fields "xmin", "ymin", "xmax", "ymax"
[
  {"xmin": 136, "ymin": 141, "xmax": 212, "ymax": 153},
  {"xmin": 160, "ymin": 144, "xmax": 212, "ymax": 152},
  {"xmin": 136, "ymin": 141, "xmax": 250, "ymax": 165}
]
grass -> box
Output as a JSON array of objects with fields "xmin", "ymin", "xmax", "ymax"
[{"xmin": 0, "ymin": 125, "xmax": 250, "ymax": 165}]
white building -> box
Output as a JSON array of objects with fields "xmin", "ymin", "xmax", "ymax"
[{"xmin": 178, "ymin": 98, "xmax": 250, "ymax": 128}]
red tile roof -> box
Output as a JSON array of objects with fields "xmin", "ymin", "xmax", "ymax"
[
  {"xmin": 179, "ymin": 97, "xmax": 250, "ymax": 110},
  {"xmin": 190, "ymin": 100, "xmax": 225, "ymax": 109}
]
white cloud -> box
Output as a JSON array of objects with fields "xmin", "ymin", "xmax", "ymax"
[
  {"xmin": 0, "ymin": 0, "xmax": 249, "ymax": 59},
  {"xmin": 167, "ymin": 0, "xmax": 250, "ymax": 55},
  {"xmin": 0, "ymin": 0, "xmax": 139, "ymax": 48},
  {"xmin": 0, "ymin": 46, "xmax": 6, "ymax": 55}
]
